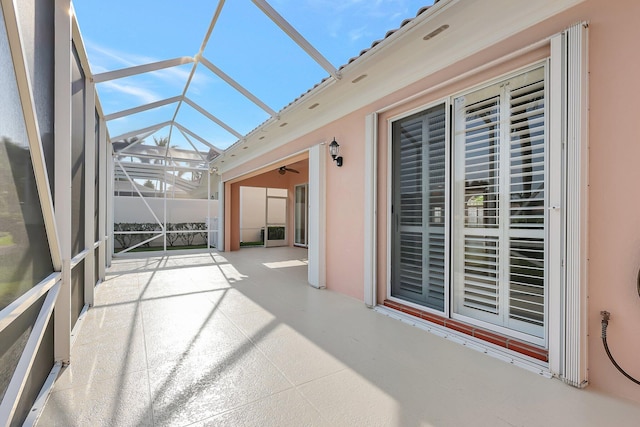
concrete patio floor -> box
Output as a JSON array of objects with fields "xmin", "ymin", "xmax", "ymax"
[{"xmin": 37, "ymin": 247, "xmax": 640, "ymax": 426}]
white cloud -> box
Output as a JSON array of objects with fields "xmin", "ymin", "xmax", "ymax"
[
  {"xmin": 348, "ymin": 27, "xmax": 368, "ymax": 42},
  {"xmin": 86, "ymin": 41, "xmax": 153, "ymax": 69},
  {"xmin": 100, "ymin": 81, "xmax": 160, "ymax": 104},
  {"xmin": 86, "ymin": 40, "xmax": 211, "ymax": 95}
]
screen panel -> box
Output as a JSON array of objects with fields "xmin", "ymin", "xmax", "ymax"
[{"xmin": 0, "ymin": 4, "xmax": 54, "ymax": 311}]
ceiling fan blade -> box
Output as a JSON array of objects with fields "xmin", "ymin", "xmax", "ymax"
[{"xmin": 286, "ymin": 168, "xmax": 300, "ymax": 174}]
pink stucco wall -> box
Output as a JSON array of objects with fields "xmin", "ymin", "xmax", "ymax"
[
  {"xmin": 222, "ymin": 115, "xmax": 368, "ymax": 300},
  {"xmin": 580, "ymin": 0, "xmax": 640, "ymax": 403},
  {"xmin": 222, "ymin": 0, "xmax": 640, "ymax": 403}
]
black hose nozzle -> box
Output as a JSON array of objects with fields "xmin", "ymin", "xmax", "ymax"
[
  {"xmin": 600, "ymin": 310, "xmax": 610, "ymax": 339},
  {"xmin": 600, "ymin": 309, "xmax": 640, "ymax": 385}
]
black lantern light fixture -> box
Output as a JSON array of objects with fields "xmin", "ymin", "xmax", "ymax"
[{"xmin": 328, "ymin": 138, "xmax": 343, "ymax": 167}]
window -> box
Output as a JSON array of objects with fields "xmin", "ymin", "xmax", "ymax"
[{"xmin": 391, "ymin": 65, "xmax": 548, "ymax": 345}]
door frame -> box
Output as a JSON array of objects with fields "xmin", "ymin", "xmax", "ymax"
[
  {"xmin": 264, "ymin": 190, "xmax": 288, "ymax": 247},
  {"xmin": 294, "ymin": 183, "xmax": 309, "ymax": 248}
]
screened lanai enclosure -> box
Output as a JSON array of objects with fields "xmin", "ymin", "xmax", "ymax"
[
  {"xmin": 8, "ymin": 0, "xmax": 640, "ymax": 424},
  {"xmin": 1, "ymin": 0, "xmax": 369, "ymax": 422},
  {"xmin": 97, "ymin": 0, "xmax": 351, "ymax": 255},
  {"xmin": 112, "ymin": 139, "xmax": 220, "ymax": 253}
]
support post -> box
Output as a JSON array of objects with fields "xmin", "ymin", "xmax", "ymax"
[
  {"xmin": 84, "ymin": 80, "xmax": 96, "ymax": 305},
  {"xmin": 308, "ymin": 144, "xmax": 326, "ymax": 288},
  {"xmin": 54, "ymin": 0, "xmax": 73, "ymax": 364}
]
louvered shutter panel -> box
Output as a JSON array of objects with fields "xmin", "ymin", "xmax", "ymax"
[
  {"xmin": 395, "ymin": 115, "xmax": 424, "ymax": 300},
  {"xmin": 391, "ymin": 104, "xmax": 446, "ymax": 311},
  {"xmin": 507, "ymin": 70, "xmax": 546, "ymax": 336},
  {"xmin": 454, "ymin": 67, "xmax": 546, "ymax": 341},
  {"xmin": 426, "ymin": 109, "xmax": 446, "ymax": 309},
  {"xmin": 454, "ymin": 87, "xmax": 502, "ymax": 321}
]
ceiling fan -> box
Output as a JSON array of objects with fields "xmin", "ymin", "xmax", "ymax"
[{"xmin": 278, "ymin": 166, "xmax": 299, "ymax": 175}]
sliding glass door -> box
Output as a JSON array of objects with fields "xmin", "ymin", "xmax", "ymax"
[
  {"xmin": 389, "ymin": 65, "xmax": 548, "ymax": 343},
  {"xmin": 391, "ymin": 104, "xmax": 447, "ymax": 311}
]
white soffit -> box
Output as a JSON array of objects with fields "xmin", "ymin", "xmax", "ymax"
[{"xmin": 217, "ymin": 0, "xmax": 585, "ymax": 172}]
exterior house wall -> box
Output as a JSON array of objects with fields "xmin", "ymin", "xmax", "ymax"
[
  {"xmin": 222, "ymin": 117, "xmax": 368, "ymax": 299},
  {"xmin": 221, "ymin": 0, "xmax": 640, "ymax": 403},
  {"xmin": 581, "ymin": 0, "xmax": 640, "ymax": 403}
]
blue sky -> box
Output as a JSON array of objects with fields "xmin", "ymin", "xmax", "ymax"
[{"xmin": 74, "ymin": 0, "xmax": 434, "ymax": 151}]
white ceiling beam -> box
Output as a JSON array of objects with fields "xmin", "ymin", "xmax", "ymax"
[
  {"xmin": 177, "ymin": 128, "xmax": 209, "ymax": 162},
  {"xmin": 104, "ymin": 96, "xmax": 182, "ymax": 121},
  {"xmin": 199, "ymin": 57, "xmax": 277, "ymax": 117},
  {"xmin": 173, "ymin": 122, "xmax": 223, "ymax": 153},
  {"xmin": 251, "ymin": 0, "xmax": 340, "ymax": 80},
  {"xmin": 111, "ymin": 121, "xmax": 172, "ymax": 145},
  {"xmin": 114, "ymin": 162, "xmax": 208, "ymax": 173},
  {"xmin": 170, "ymin": 1, "xmax": 226, "ymax": 124},
  {"xmin": 183, "ymin": 97, "xmax": 244, "ymax": 140},
  {"xmin": 93, "ymin": 57, "xmax": 194, "ymax": 83},
  {"xmin": 136, "ymin": 128, "xmax": 164, "ymax": 145}
]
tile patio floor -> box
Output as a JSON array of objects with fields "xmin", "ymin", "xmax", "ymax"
[{"xmin": 37, "ymin": 247, "xmax": 640, "ymax": 426}]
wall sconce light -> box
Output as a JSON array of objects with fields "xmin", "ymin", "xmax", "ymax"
[{"xmin": 329, "ymin": 138, "xmax": 343, "ymax": 167}]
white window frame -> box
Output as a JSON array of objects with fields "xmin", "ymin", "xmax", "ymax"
[
  {"xmin": 387, "ymin": 61, "xmax": 554, "ymax": 347},
  {"xmin": 450, "ymin": 62, "xmax": 550, "ymax": 347},
  {"xmin": 294, "ymin": 183, "xmax": 309, "ymax": 248}
]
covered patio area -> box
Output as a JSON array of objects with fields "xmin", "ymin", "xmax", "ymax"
[{"xmin": 38, "ymin": 248, "xmax": 640, "ymax": 426}]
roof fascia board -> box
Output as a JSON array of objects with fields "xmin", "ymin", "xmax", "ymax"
[{"xmin": 340, "ymin": 0, "xmax": 458, "ymax": 73}]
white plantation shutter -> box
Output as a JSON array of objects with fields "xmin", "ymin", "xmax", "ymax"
[
  {"xmin": 507, "ymin": 70, "xmax": 546, "ymax": 334},
  {"xmin": 462, "ymin": 235, "xmax": 499, "ymax": 314},
  {"xmin": 396, "ymin": 115, "xmax": 424, "ymax": 298},
  {"xmin": 392, "ymin": 104, "xmax": 446, "ymax": 311},
  {"xmin": 454, "ymin": 83, "xmax": 502, "ymax": 324},
  {"xmin": 426, "ymin": 109, "xmax": 447, "ymax": 309},
  {"xmin": 454, "ymin": 67, "xmax": 546, "ymax": 341}
]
